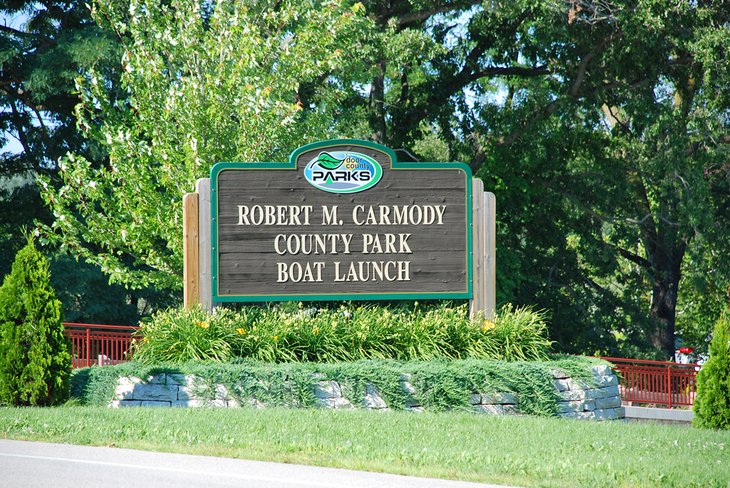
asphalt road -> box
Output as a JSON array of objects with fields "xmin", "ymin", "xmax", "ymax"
[{"xmin": 0, "ymin": 439, "xmax": 516, "ymax": 488}]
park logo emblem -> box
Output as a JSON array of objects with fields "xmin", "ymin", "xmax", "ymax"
[{"xmin": 304, "ymin": 151, "xmax": 382, "ymax": 194}]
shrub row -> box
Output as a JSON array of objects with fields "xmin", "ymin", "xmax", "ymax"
[
  {"xmin": 70, "ymin": 355, "xmax": 603, "ymax": 415},
  {"xmin": 129, "ymin": 303, "xmax": 553, "ymax": 364}
]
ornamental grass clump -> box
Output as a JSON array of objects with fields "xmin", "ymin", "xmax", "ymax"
[
  {"xmin": 131, "ymin": 303, "xmax": 553, "ymax": 364},
  {"xmin": 130, "ymin": 307, "xmax": 243, "ymax": 363}
]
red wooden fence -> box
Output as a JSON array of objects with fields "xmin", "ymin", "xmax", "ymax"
[
  {"xmin": 601, "ymin": 356, "xmax": 701, "ymax": 408},
  {"xmin": 63, "ymin": 322, "xmax": 139, "ymax": 368}
]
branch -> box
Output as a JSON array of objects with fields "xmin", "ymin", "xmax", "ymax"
[
  {"xmin": 474, "ymin": 35, "xmax": 614, "ymax": 161},
  {"xmin": 476, "ymin": 65, "xmax": 551, "ymax": 78},
  {"xmin": 634, "ymin": 172, "xmax": 659, "ymax": 262},
  {"xmin": 0, "ymin": 24, "xmax": 40, "ymax": 40},
  {"xmin": 8, "ymin": 100, "xmax": 33, "ymax": 159},
  {"xmin": 494, "ymin": 98, "xmax": 563, "ymax": 148},
  {"xmin": 379, "ymin": 1, "xmax": 484, "ymax": 27},
  {"xmin": 561, "ymin": 0, "xmax": 622, "ymax": 25},
  {"xmin": 570, "ymin": 31, "xmax": 618, "ymax": 97},
  {"xmin": 611, "ymin": 244, "xmax": 653, "ymax": 270},
  {"xmin": 404, "ymin": 10, "xmax": 539, "ymax": 135}
]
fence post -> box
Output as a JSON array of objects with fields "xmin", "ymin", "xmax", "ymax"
[
  {"xmin": 667, "ymin": 365, "xmax": 672, "ymax": 409},
  {"xmin": 85, "ymin": 327, "xmax": 91, "ymax": 367}
]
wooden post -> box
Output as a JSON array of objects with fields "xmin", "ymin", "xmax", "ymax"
[
  {"xmin": 85, "ymin": 327, "xmax": 91, "ymax": 368},
  {"xmin": 183, "ymin": 192, "xmax": 200, "ymax": 308},
  {"xmin": 470, "ymin": 181, "xmax": 496, "ymax": 319},
  {"xmin": 470, "ymin": 179, "xmax": 485, "ymax": 317},
  {"xmin": 484, "ymin": 191, "xmax": 496, "ymax": 319},
  {"xmin": 196, "ymin": 178, "xmax": 213, "ymax": 312}
]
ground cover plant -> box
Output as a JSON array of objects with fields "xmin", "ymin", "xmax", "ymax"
[
  {"xmin": 129, "ymin": 303, "xmax": 552, "ymax": 364},
  {"xmin": 69, "ymin": 356, "xmax": 601, "ymax": 416},
  {"xmin": 1, "ymin": 406, "xmax": 728, "ymax": 488}
]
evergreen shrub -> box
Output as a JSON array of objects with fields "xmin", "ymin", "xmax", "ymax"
[
  {"xmin": 130, "ymin": 303, "xmax": 553, "ymax": 364},
  {"xmin": 693, "ymin": 311, "xmax": 730, "ymax": 429},
  {"xmin": 0, "ymin": 237, "xmax": 71, "ymax": 405}
]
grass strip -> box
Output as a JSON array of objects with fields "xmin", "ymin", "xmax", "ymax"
[{"xmin": 1, "ymin": 406, "xmax": 728, "ymax": 487}]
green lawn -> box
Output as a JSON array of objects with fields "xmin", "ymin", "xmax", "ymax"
[{"xmin": 1, "ymin": 407, "xmax": 728, "ymax": 487}]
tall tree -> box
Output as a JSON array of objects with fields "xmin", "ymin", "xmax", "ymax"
[
  {"xmin": 1, "ymin": 1, "xmax": 170, "ymax": 322},
  {"xmin": 42, "ymin": 0, "xmax": 730, "ymax": 356},
  {"xmin": 0, "ymin": 237, "xmax": 70, "ymax": 406},
  {"xmin": 40, "ymin": 0, "xmax": 370, "ymax": 291},
  {"xmin": 0, "ymin": 1, "xmax": 119, "ymax": 270},
  {"xmin": 308, "ymin": 0, "xmax": 730, "ymax": 357}
]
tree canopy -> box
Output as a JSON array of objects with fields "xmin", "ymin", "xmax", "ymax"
[
  {"xmin": 1, "ymin": 0, "xmax": 174, "ymax": 322},
  {"xmin": 1, "ymin": 0, "xmax": 119, "ymax": 273},
  {"xmin": 37, "ymin": 0, "xmax": 730, "ymax": 357}
]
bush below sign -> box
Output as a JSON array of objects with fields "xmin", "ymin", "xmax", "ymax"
[{"xmin": 71, "ymin": 358, "xmax": 624, "ymax": 421}]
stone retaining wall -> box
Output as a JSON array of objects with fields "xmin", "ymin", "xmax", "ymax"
[
  {"xmin": 110, "ymin": 364, "xmax": 624, "ymax": 420},
  {"xmin": 552, "ymin": 364, "xmax": 623, "ymax": 420}
]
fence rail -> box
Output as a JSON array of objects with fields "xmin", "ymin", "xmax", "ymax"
[
  {"xmin": 601, "ymin": 356, "xmax": 700, "ymax": 408},
  {"xmin": 63, "ymin": 322, "xmax": 138, "ymax": 368}
]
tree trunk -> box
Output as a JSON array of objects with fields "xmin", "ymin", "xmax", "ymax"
[
  {"xmin": 636, "ymin": 175, "xmax": 688, "ymax": 360},
  {"xmin": 649, "ymin": 272, "xmax": 680, "ymax": 360}
]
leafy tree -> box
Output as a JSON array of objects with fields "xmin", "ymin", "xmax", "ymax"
[
  {"xmin": 693, "ymin": 310, "xmax": 730, "ymax": 430},
  {"xmin": 318, "ymin": 0, "xmax": 730, "ymax": 357},
  {"xmin": 1, "ymin": 0, "xmax": 120, "ymax": 274},
  {"xmin": 0, "ymin": 237, "xmax": 71, "ymax": 406},
  {"xmin": 40, "ymin": 0, "xmax": 369, "ymax": 292},
  {"xmin": 1, "ymin": 1, "xmax": 180, "ymax": 318},
  {"xmin": 39, "ymin": 0, "xmax": 730, "ymax": 357},
  {"xmin": 49, "ymin": 252, "xmax": 168, "ymax": 324}
]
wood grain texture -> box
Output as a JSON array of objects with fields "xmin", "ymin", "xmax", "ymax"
[
  {"xmin": 214, "ymin": 144, "xmax": 470, "ymax": 298},
  {"xmin": 485, "ymin": 191, "xmax": 496, "ymax": 318},
  {"xmin": 470, "ymin": 179, "xmax": 485, "ymax": 317},
  {"xmin": 196, "ymin": 179, "xmax": 213, "ymax": 311},
  {"xmin": 183, "ymin": 192, "xmax": 199, "ymax": 308}
]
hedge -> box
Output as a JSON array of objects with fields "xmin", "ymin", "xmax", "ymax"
[{"xmin": 70, "ymin": 355, "xmax": 605, "ymax": 416}]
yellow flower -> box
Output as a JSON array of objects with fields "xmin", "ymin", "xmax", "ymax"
[
  {"xmin": 236, "ymin": 327, "xmax": 246, "ymax": 335},
  {"xmin": 197, "ymin": 321, "xmax": 209, "ymax": 329},
  {"xmin": 273, "ymin": 335, "xmax": 279, "ymax": 341},
  {"xmin": 481, "ymin": 320, "xmax": 496, "ymax": 332}
]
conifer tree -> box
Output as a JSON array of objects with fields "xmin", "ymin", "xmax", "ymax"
[
  {"xmin": 693, "ymin": 310, "xmax": 730, "ymax": 429},
  {"xmin": 0, "ymin": 237, "xmax": 71, "ymax": 406}
]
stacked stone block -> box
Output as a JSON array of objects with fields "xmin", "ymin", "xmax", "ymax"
[
  {"xmin": 109, "ymin": 365, "xmax": 624, "ymax": 420},
  {"xmin": 552, "ymin": 365, "xmax": 624, "ymax": 420},
  {"xmin": 469, "ymin": 392, "xmax": 518, "ymax": 415},
  {"xmin": 110, "ymin": 373, "xmax": 239, "ymax": 408}
]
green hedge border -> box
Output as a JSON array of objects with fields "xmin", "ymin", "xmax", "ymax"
[{"xmin": 70, "ymin": 356, "xmax": 606, "ymax": 416}]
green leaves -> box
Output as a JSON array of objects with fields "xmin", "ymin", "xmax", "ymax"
[
  {"xmin": 693, "ymin": 311, "xmax": 730, "ymax": 430},
  {"xmin": 130, "ymin": 303, "xmax": 552, "ymax": 364},
  {"xmin": 40, "ymin": 0, "xmax": 369, "ymax": 291},
  {"xmin": 0, "ymin": 237, "xmax": 71, "ymax": 406}
]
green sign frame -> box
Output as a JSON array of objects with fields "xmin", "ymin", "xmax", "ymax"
[{"xmin": 211, "ymin": 139, "xmax": 473, "ymax": 302}]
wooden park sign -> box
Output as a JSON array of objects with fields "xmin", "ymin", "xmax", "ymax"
[{"xmin": 183, "ymin": 139, "xmax": 495, "ymax": 316}]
